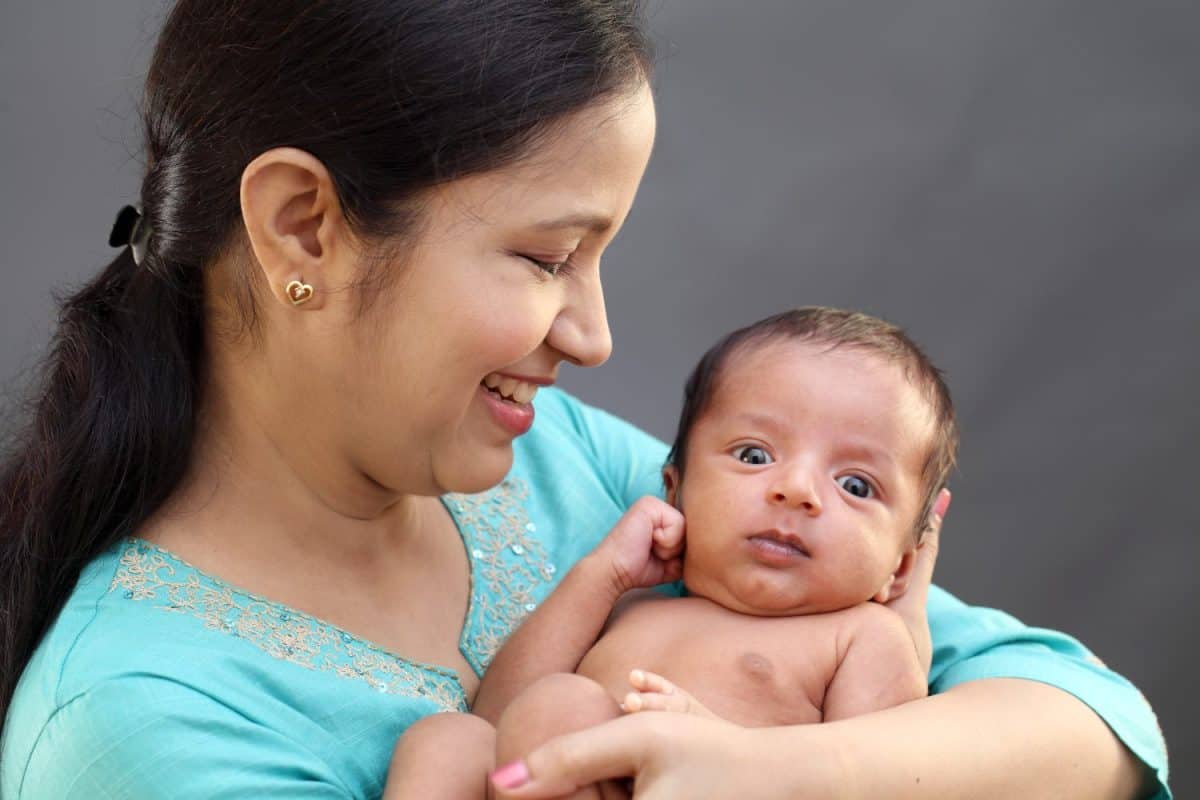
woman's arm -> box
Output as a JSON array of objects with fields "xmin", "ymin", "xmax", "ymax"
[
  {"xmin": 494, "ymin": 678, "xmax": 1153, "ymax": 799},
  {"xmin": 824, "ymin": 677, "xmax": 1153, "ymax": 799},
  {"xmin": 11, "ymin": 677, "xmax": 352, "ymax": 799},
  {"xmin": 472, "ymin": 497, "xmax": 684, "ymax": 723}
]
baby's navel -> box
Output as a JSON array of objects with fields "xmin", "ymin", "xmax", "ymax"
[{"xmin": 738, "ymin": 651, "xmax": 775, "ymax": 682}]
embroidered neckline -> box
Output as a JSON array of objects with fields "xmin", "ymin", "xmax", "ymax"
[
  {"xmin": 444, "ymin": 477, "xmax": 555, "ymax": 676},
  {"xmin": 109, "ymin": 476, "xmax": 555, "ymax": 707},
  {"xmin": 110, "ymin": 538, "xmax": 469, "ymax": 712}
]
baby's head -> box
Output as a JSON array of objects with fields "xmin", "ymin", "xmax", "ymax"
[{"xmin": 664, "ymin": 307, "xmax": 958, "ymax": 616}]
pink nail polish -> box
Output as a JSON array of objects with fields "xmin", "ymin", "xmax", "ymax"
[
  {"xmin": 933, "ymin": 490, "xmax": 951, "ymax": 519},
  {"xmin": 491, "ymin": 760, "xmax": 530, "ymax": 790}
]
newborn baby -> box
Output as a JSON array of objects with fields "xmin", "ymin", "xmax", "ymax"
[{"xmin": 391, "ymin": 307, "xmax": 958, "ymax": 800}]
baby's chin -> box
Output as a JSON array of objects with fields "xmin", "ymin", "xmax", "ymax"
[{"xmin": 682, "ymin": 577, "xmax": 823, "ymax": 617}]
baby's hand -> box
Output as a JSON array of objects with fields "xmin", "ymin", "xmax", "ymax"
[
  {"xmin": 620, "ymin": 669, "xmax": 720, "ymax": 721},
  {"xmin": 592, "ymin": 496, "xmax": 685, "ymax": 597}
]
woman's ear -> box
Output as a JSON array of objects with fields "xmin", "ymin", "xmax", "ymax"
[
  {"xmin": 239, "ymin": 147, "xmax": 350, "ymax": 311},
  {"xmin": 662, "ymin": 464, "xmax": 681, "ymax": 509},
  {"xmin": 873, "ymin": 545, "xmax": 918, "ymax": 603}
]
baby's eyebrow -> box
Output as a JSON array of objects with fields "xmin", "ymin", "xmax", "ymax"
[
  {"xmin": 729, "ymin": 411, "xmax": 789, "ymax": 435},
  {"xmin": 838, "ymin": 439, "xmax": 898, "ymax": 472}
]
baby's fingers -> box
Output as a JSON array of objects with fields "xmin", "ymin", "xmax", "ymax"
[
  {"xmin": 651, "ymin": 536, "xmax": 681, "ymax": 560},
  {"xmin": 629, "ymin": 669, "xmax": 674, "ymax": 695},
  {"xmin": 621, "ymin": 690, "xmax": 687, "ymax": 713},
  {"xmin": 622, "ymin": 670, "xmax": 719, "ymax": 720},
  {"xmin": 649, "ymin": 509, "xmax": 686, "ymax": 552}
]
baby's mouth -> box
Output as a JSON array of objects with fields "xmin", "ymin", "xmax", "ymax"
[
  {"xmin": 481, "ymin": 372, "xmax": 538, "ymax": 405},
  {"xmin": 748, "ymin": 531, "xmax": 810, "ymax": 558}
]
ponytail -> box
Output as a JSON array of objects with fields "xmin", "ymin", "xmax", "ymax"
[{"xmin": 0, "ymin": 244, "xmax": 204, "ymax": 724}]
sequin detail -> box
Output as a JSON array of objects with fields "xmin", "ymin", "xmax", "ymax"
[
  {"xmin": 445, "ymin": 477, "xmax": 553, "ymax": 676},
  {"xmin": 109, "ymin": 540, "xmax": 468, "ymax": 712}
]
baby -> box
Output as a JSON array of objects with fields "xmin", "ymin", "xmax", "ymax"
[{"xmin": 392, "ymin": 307, "xmax": 958, "ymax": 799}]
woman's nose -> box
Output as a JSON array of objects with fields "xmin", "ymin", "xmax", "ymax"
[
  {"xmin": 551, "ymin": 275, "xmax": 612, "ymax": 367},
  {"xmin": 768, "ymin": 467, "xmax": 822, "ymax": 516}
]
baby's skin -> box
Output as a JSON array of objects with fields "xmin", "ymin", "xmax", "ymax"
[
  {"xmin": 576, "ymin": 590, "xmax": 922, "ymax": 728},
  {"xmin": 489, "ymin": 340, "xmax": 939, "ymax": 799},
  {"xmin": 389, "ymin": 336, "xmax": 944, "ymax": 800}
]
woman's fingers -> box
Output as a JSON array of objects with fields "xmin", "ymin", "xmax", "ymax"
[
  {"xmin": 884, "ymin": 488, "xmax": 950, "ymax": 672},
  {"xmin": 911, "ymin": 488, "xmax": 949, "ymax": 588},
  {"xmin": 491, "ymin": 713, "xmax": 767, "ymax": 800},
  {"xmin": 491, "ymin": 715, "xmax": 651, "ymax": 798}
]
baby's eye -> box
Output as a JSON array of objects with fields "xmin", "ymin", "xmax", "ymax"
[
  {"xmin": 837, "ymin": 475, "xmax": 873, "ymax": 499},
  {"xmin": 733, "ymin": 446, "xmax": 773, "ymax": 465}
]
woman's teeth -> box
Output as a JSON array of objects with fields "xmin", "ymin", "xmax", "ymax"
[{"xmin": 482, "ymin": 373, "xmax": 538, "ymax": 404}]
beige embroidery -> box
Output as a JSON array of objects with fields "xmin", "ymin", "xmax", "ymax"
[
  {"xmin": 445, "ymin": 477, "xmax": 555, "ymax": 676},
  {"xmin": 110, "ymin": 540, "xmax": 468, "ymax": 712}
]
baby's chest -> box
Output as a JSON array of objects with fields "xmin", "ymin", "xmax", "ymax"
[{"xmin": 579, "ymin": 606, "xmax": 841, "ymax": 727}]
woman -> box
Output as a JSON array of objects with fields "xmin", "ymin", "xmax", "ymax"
[{"xmin": 0, "ymin": 1, "xmax": 1167, "ymax": 798}]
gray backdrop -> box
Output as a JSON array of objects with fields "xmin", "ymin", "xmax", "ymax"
[{"xmin": 2, "ymin": 1, "xmax": 1196, "ymax": 795}]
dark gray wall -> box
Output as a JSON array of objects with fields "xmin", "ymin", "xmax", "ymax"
[{"xmin": 2, "ymin": 1, "xmax": 1195, "ymax": 794}]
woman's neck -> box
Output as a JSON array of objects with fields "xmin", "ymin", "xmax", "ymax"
[{"xmin": 140, "ymin": 376, "xmax": 443, "ymax": 581}]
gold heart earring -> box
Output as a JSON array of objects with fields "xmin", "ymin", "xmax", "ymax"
[{"xmin": 286, "ymin": 279, "xmax": 314, "ymax": 307}]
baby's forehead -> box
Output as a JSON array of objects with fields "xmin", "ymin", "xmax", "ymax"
[{"xmin": 703, "ymin": 342, "xmax": 938, "ymax": 467}]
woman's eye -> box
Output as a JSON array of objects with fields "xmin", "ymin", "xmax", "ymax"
[
  {"xmin": 522, "ymin": 255, "xmax": 567, "ymax": 276},
  {"xmin": 837, "ymin": 475, "xmax": 873, "ymax": 499},
  {"xmin": 733, "ymin": 446, "xmax": 773, "ymax": 465}
]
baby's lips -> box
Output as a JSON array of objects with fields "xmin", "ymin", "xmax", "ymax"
[{"xmin": 748, "ymin": 528, "xmax": 810, "ymax": 557}]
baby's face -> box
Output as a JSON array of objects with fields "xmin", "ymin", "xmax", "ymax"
[{"xmin": 671, "ymin": 339, "xmax": 934, "ymax": 616}]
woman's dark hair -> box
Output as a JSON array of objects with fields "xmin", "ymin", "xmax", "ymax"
[
  {"xmin": 0, "ymin": 0, "xmax": 651, "ymax": 724},
  {"xmin": 666, "ymin": 307, "xmax": 958, "ymax": 542}
]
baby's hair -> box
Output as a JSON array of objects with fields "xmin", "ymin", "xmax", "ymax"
[{"xmin": 666, "ymin": 307, "xmax": 958, "ymax": 542}]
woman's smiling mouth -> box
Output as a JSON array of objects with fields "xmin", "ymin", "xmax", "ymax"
[
  {"xmin": 479, "ymin": 372, "xmax": 555, "ymax": 436},
  {"xmin": 481, "ymin": 372, "xmax": 541, "ymax": 404}
]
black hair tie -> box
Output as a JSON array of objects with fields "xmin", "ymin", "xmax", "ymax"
[{"xmin": 108, "ymin": 204, "xmax": 153, "ymax": 265}]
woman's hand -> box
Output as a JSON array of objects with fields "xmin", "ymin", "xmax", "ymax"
[
  {"xmin": 588, "ymin": 496, "xmax": 685, "ymax": 599},
  {"xmin": 491, "ymin": 713, "xmax": 836, "ymax": 799},
  {"xmin": 883, "ymin": 488, "xmax": 950, "ymax": 673}
]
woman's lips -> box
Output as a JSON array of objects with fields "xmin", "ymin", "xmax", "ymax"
[{"xmin": 478, "ymin": 383, "xmax": 535, "ymax": 436}]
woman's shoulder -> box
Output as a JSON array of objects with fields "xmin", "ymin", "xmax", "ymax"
[
  {"xmin": 1, "ymin": 539, "xmax": 461, "ymax": 798},
  {"xmin": 517, "ymin": 387, "xmax": 668, "ymax": 504}
]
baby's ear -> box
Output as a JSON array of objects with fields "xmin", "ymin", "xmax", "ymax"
[
  {"xmin": 662, "ymin": 464, "xmax": 681, "ymax": 509},
  {"xmin": 873, "ymin": 545, "xmax": 918, "ymax": 603}
]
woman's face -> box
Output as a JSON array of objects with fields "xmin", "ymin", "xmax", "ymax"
[{"xmin": 335, "ymin": 84, "xmax": 657, "ymax": 498}]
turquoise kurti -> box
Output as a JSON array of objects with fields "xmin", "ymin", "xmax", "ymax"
[{"xmin": 0, "ymin": 388, "xmax": 1171, "ymax": 798}]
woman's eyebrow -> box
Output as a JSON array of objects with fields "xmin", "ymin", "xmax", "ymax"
[{"xmin": 532, "ymin": 212, "xmax": 613, "ymax": 233}]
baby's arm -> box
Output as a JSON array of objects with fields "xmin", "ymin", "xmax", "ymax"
[
  {"xmin": 822, "ymin": 603, "xmax": 928, "ymax": 722},
  {"xmin": 472, "ymin": 497, "xmax": 684, "ymax": 723}
]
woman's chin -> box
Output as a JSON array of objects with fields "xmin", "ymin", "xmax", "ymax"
[{"xmin": 439, "ymin": 448, "xmax": 515, "ymax": 495}]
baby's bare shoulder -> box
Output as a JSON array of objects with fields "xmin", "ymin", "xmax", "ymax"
[{"xmin": 837, "ymin": 602, "xmax": 912, "ymax": 641}]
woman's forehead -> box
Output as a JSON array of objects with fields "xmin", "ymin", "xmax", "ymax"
[{"xmin": 424, "ymin": 84, "xmax": 656, "ymax": 233}]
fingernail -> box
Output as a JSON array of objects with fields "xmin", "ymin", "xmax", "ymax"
[
  {"xmin": 630, "ymin": 669, "xmax": 644, "ymax": 683},
  {"xmin": 933, "ymin": 490, "xmax": 951, "ymax": 519},
  {"xmin": 490, "ymin": 760, "xmax": 530, "ymax": 790}
]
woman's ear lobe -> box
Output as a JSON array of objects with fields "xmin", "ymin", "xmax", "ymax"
[{"xmin": 240, "ymin": 147, "xmax": 345, "ymax": 310}]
